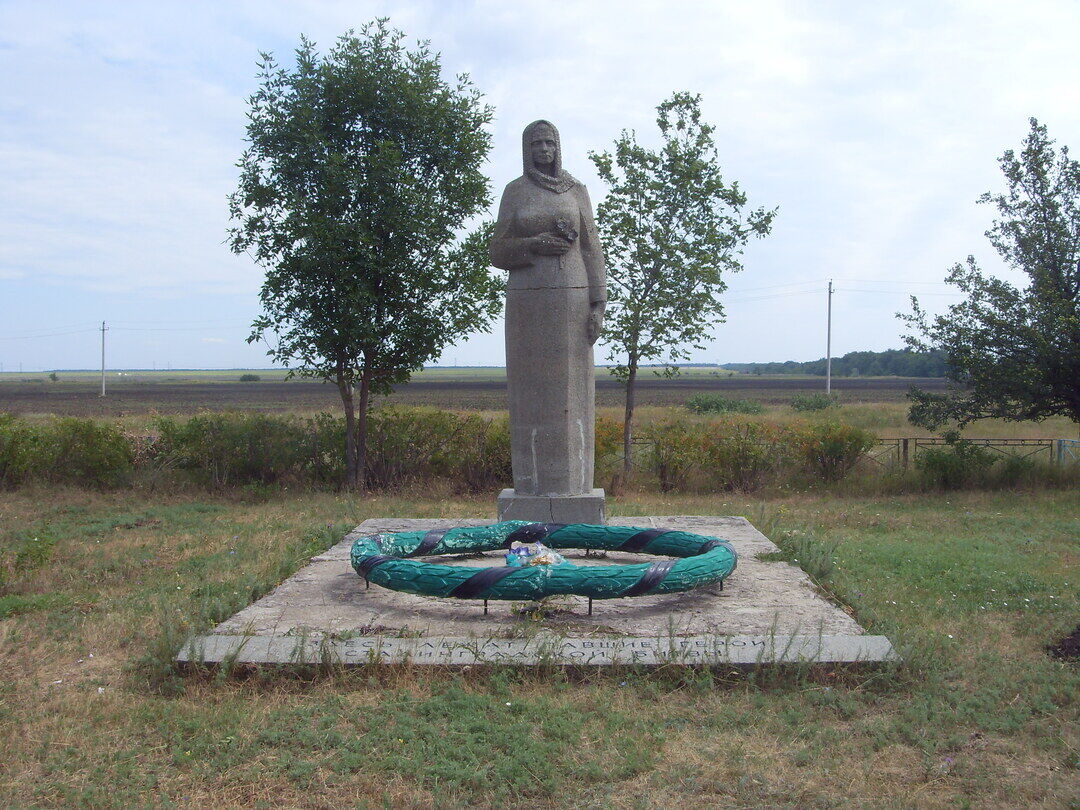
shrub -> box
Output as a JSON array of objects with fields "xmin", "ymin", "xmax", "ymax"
[
  {"xmin": 239, "ymin": 374, "xmax": 261, "ymax": 382},
  {"xmin": 0, "ymin": 415, "xmax": 134, "ymax": 488},
  {"xmin": 364, "ymin": 407, "xmax": 517, "ymax": 492},
  {"xmin": 996, "ymin": 454, "xmax": 1034, "ymax": 487},
  {"xmin": 793, "ymin": 421, "xmax": 876, "ymax": 482},
  {"xmin": 593, "ymin": 415, "xmax": 625, "ymax": 485},
  {"xmin": 701, "ymin": 418, "xmax": 790, "ymax": 491},
  {"xmin": 643, "ymin": 418, "xmax": 790, "ymax": 492},
  {"xmin": 685, "ymin": 394, "xmax": 765, "ymax": 415},
  {"xmin": 154, "ymin": 413, "xmax": 317, "ymax": 487},
  {"xmin": 791, "ymin": 392, "xmax": 840, "ymax": 412},
  {"xmin": 49, "ymin": 418, "xmax": 135, "ymax": 487},
  {"xmin": 644, "ymin": 421, "xmax": 709, "ymax": 492},
  {"xmin": 365, "ymin": 407, "xmax": 462, "ymax": 489},
  {"xmin": 916, "ymin": 432, "xmax": 997, "ymax": 490},
  {"xmin": 0, "ymin": 413, "xmax": 33, "ymax": 487}
]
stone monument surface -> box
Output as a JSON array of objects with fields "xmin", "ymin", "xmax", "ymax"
[
  {"xmin": 490, "ymin": 120, "xmax": 607, "ymax": 523},
  {"xmin": 178, "ymin": 516, "xmax": 898, "ymax": 667}
]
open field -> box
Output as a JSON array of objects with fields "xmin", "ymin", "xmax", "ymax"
[
  {"xmin": 0, "ymin": 487, "xmax": 1076, "ymax": 808},
  {"xmin": 3, "ymin": 369, "xmax": 1075, "ymax": 442},
  {"xmin": 0, "ymin": 368, "xmax": 952, "ymax": 416}
]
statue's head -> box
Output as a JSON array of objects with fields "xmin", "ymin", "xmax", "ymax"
[{"xmin": 523, "ymin": 120, "xmax": 561, "ymax": 177}]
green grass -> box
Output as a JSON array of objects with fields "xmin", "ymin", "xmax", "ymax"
[{"xmin": 0, "ymin": 487, "xmax": 1076, "ymax": 808}]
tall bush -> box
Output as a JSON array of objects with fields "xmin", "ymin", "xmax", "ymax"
[
  {"xmin": 644, "ymin": 418, "xmax": 790, "ymax": 492},
  {"xmin": 0, "ymin": 416, "xmax": 134, "ymax": 488},
  {"xmin": 702, "ymin": 419, "xmax": 789, "ymax": 491},
  {"xmin": 793, "ymin": 421, "xmax": 876, "ymax": 482},
  {"xmin": 916, "ymin": 432, "xmax": 998, "ymax": 490},
  {"xmin": 154, "ymin": 413, "xmax": 319, "ymax": 487}
]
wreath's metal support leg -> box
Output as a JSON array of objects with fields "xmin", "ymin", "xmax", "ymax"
[
  {"xmin": 719, "ymin": 580, "xmax": 723, "ymax": 591},
  {"xmin": 588, "ymin": 597, "xmax": 593, "ymax": 616},
  {"xmin": 365, "ymin": 578, "xmax": 370, "ymax": 590},
  {"xmin": 483, "ymin": 599, "xmax": 488, "ymax": 615}
]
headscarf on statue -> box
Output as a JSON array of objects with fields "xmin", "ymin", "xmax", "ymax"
[{"xmin": 522, "ymin": 120, "xmax": 580, "ymax": 194}]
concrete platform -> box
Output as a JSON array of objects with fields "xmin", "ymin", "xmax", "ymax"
[{"xmin": 179, "ymin": 516, "xmax": 897, "ymax": 667}]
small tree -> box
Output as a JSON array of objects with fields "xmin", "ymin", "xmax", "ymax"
[
  {"xmin": 228, "ymin": 22, "xmax": 501, "ymax": 487},
  {"xmin": 903, "ymin": 118, "xmax": 1080, "ymax": 431},
  {"xmin": 589, "ymin": 93, "xmax": 775, "ymax": 474}
]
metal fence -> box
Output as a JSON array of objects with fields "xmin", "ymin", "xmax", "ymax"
[
  {"xmin": 1059, "ymin": 439, "xmax": 1080, "ymax": 465},
  {"xmin": 631, "ymin": 434, "xmax": 1079, "ymax": 467},
  {"xmin": 869, "ymin": 437, "xmax": 1077, "ymax": 468}
]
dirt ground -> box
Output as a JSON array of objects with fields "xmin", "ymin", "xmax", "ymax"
[{"xmin": 0, "ymin": 375, "xmax": 949, "ymax": 416}]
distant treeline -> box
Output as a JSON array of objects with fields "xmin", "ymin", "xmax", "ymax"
[{"xmin": 723, "ymin": 349, "xmax": 949, "ymax": 378}]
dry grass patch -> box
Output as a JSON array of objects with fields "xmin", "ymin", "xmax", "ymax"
[{"xmin": 0, "ymin": 488, "xmax": 1076, "ymax": 808}]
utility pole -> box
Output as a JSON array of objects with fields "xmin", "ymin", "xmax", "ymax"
[
  {"xmin": 99, "ymin": 320, "xmax": 108, "ymax": 397},
  {"xmin": 825, "ymin": 280, "xmax": 833, "ymax": 395}
]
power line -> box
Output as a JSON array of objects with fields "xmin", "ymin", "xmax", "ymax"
[
  {"xmin": 0, "ymin": 321, "xmax": 101, "ymax": 335},
  {"xmin": 111, "ymin": 324, "xmax": 249, "ymax": 332},
  {"xmin": 839, "ymin": 288, "xmax": 963, "ymax": 296},
  {"xmin": 110, "ymin": 317, "xmax": 252, "ymax": 326},
  {"xmin": 725, "ymin": 280, "xmax": 823, "ymax": 294},
  {"xmin": 832, "ymin": 278, "xmax": 954, "ymax": 286},
  {"xmin": 0, "ymin": 328, "xmax": 100, "ymax": 340},
  {"xmin": 724, "ymin": 290, "xmax": 821, "ymax": 303}
]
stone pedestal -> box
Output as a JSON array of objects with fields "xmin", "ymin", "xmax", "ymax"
[{"xmin": 497, "ymin": 487, "xmax": 605, "ymax": 524}]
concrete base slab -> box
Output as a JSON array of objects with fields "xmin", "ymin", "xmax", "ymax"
[
  {"xmin": 182, "ymin": 516, "xmax": 897, "ymax": 667},
  {"xmin": 497, "ymin": 488, "xmax": 606, "ymax": 523}
]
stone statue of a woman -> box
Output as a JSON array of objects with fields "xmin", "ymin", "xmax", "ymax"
[{"xmin": 491, "ymin": 120, "xmax": 607, "ymax": 522}]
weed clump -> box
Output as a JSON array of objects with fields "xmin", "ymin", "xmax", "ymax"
[
  {"xmin": 791, "ymin": 393, "xmax": 840, "ymax": 412},
  {"xmin": 916, "ymin": 431, "xmax": 998, "ymax": 489},
  {"xmin": 685, "ymin": 394, "xmax": 766, "ymax": 415}
]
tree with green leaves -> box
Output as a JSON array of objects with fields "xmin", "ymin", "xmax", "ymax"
[
  {"xmin": 903, "ymin": 118, "xmax": 1079, "ymax": 431},
  {"xmin": 588, "ymin": 93, "xmax": 775, "ymax": 475},
  {"xmin": 228, "ymin": 22, "xmax": 500, "ymax": 488}
]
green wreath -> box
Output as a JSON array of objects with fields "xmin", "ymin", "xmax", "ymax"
[{"xmin": 350, "ymin": 521, "xmax": 736, "ymax": 601}]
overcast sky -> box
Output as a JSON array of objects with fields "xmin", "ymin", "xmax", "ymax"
[{"xmin": 2, "ymin": 0, "xmax": 1078, "ymax": 371}]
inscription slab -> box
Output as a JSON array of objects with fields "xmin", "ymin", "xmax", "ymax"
[{"xmin": 178, "ymin": 634, "xmax": 898, "ymax": 667}]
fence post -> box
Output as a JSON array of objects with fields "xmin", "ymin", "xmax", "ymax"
[{"xmin": 901, "ymin": 438, "xmax": 910, "ymax": 469}]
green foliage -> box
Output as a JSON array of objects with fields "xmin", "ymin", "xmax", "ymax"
[
  {"xmin": 363, "ymin": 407, "xmax": 511, "ymax": 491},
  {"xmin": 644, "ymin": 418, "xmax": 789, "ymax": 492},
  {"xmin": 684, "ymin": 393, "xmax": 765, "ymax": 415},
  {"xmin": 703, "ymin": 419, "xmax": 790, "ymax": 491},
  {"xmin": 0, "ymin": 413, "xmax": 31, "ymax": 487},
  {"xmin": 916, "ymin": 432, "xmax": 998, "ymax": 489},
  {"xmin": 725, "ymin": 348, "xmax": 948, "ymax": 378},
  {"xmin": 790, "ymin": 392, "xmax": 840, "ymax": 412},
  {"xmin": 642, "ymin": 421, "xmax": 700, "ymax": 492},
  {"xmin": 154, "ymin": 413, "xmax": 336, "ymax": 488},
  {"xmin": 589, "ymin": 92, "xmax": 775, "ymax": 471},
  {"xmin": 793, "ymin": 421, "xmax": 876, "ymax": 481},
  {"xmin": 238, "ymin": 374, "xmax": 261, "ymax": 382},
  {"xmin": 153, "ymin": 409, "xmax": 516, "ymax": 493},
  {"xmin": 228, "ymin": 21, "xmax": 501, "ymax": 486},
  {"xmin": 904, "ymin": 118, "xmax": 1080, "ymax": 428},
  {"xmin": 0, "ymin": 415, "xmax": 133, "ymax": 488}
]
